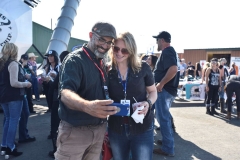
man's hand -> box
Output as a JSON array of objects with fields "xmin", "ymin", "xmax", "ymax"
[
  {"xmin": 156, "ymin": 82, "xmax": 164, "ymax": 92},
  {"xmin": 85, "ymin": 100, "xmax": 118, "ymax": 119}
]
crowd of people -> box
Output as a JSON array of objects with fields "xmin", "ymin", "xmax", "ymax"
[
  {"xmin": 0, "ymin": 21, "xmax": 239, "ymax": 160},
  {"xmin": 177, "ymin": 56, "xmax": 240, "ymax": 119}
]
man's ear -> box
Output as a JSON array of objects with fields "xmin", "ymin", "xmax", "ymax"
[{"xmin": 89, "ymin": 32, "xmax": 93, "ymax": 39}]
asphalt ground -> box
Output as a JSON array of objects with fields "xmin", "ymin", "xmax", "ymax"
[{"xmin": 0, "ymin": 95, "xmax": 240, "ymax": 160}]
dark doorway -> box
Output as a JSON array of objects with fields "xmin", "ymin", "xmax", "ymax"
[{"xmin": 208, "ymin": 54, "xmax": 231, "ymax": 66}]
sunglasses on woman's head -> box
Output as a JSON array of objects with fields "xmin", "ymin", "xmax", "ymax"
[{"xmin": 113, "ymin": 46, "xmax": 129, "ymax": 55}]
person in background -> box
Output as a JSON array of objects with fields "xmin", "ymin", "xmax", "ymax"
[
  {"xmin": 205, "ymin": 58, "xmax": 221, "ymax": 115},
  {"xmin": 187, "ymin": 61, "xmax": 195, "ymax": 78},
  {"xmin": 146, "ymin": 55, "xmax": 158, "ymax": 71},
  {"xmin": 218, "ymin": 58, "xmax": 228, "ymax": 113},
  {"xmin": 201, "ymin": 62, "xmax": 210, "ymax": 84},
  {"xmin": 18, "ymin": 55, "xmax": 36, "ymax": 144},
  {"xmin": 107, "ymin": 32, "xmax": 157, "ymax": 160},
  {"xmin": 229, "ymin": 62, "xmax": 236, "ymax": 76},
  {"xmin": 140, "ymin": 54, "xmax": 148, "ymax": 62},
  {"xmin": 225, "ymin": 75, "xmax": 240, "ymax": 119},
  {"xmin": 54, "ymin": 22, "xmax": 118, "ymax": 159},
  {"xmin": 0, "ymin": 43, "xmax": 31, "ymax": 158},
  {"xmin": 48, "ymin": 50, "xmax": 70, "ymax": 159},
  {"xmin": 28, "ymin": 53, "xmax": 40, "ymax": 102},
  {"xmin": 181, "ymin": 58, "xmax": 187, "ymax": 77},
  {"xmin": 146, "ymin": 55, "xmax": 159, "ymax": 112},
  {"xmin": 152, "ymin": 31, "xmax": 179, "ymax": 157},
  {"xmin": 233, "ymin": 62, "xmax": 239, "ymax": 75},
  {"xmin": 179, "ymin": 60, "xmax": 185, "ymax": 79},
  {"xmin": 195, "ymin": 62, "xmax": 202, "ymax": 79},
  {"xmin": 42, "ymin": 50, "xmax": 59, "ymax": 114},
  {"xmin": 20, "ymin": 54, "xmax": 35, "ymax": 113}
]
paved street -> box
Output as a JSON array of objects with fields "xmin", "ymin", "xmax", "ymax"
[{"xmin": 0, "ymin": 96, "xmax": 240, "ymax": 160}]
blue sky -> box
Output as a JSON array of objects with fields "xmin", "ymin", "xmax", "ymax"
[{"xmin": 32, "ymin": 0, "xmax": 240, "ymax": 53}]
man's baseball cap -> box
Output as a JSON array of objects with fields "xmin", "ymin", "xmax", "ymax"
[
  {"xmin": 45, "ymin": 50, "xmax": 58, "ymax": 56},
  {"xmin": 21, "ymin": 54, "xmax": 28, "ymax": 60},
  {"xmin": 92, "ymin": 22, "xmax": 117, "ymax": 39},
  {"xmin": 152, "ymin": 31, "xmax": 171, "ymax": 42}
]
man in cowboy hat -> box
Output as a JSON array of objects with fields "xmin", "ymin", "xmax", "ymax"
[{"xmin": 28, "ymin": 53, "xmax": 40, "ymax": 102}]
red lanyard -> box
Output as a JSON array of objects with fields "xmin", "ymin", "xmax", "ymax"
[{"xmin": 82, "ymin": 48, "xmax": 106, "ymax": 82}]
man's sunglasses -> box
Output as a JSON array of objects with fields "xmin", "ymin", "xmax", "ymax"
[{"xmin": 113, "ymin": 46, "xmax": 129, "ymax": 55}]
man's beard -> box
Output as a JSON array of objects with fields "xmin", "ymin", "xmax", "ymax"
[
  {"xmin": 94, "ymin": 50, "xmax": 106, "ymax": 59},
  {"xmin": 157, "ymin": 44, "xmax": 162, "ymax": 52},
  {"xmin": 94, "ymin": 45, "xmax": 108, "ymax": 59}
]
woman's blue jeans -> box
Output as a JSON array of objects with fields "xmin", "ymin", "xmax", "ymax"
[
  {"xmin": 108, "ymin": 124, "xmax": 154, "ymax": 160},
  {"xmin": 1, "ymin": 100, "xmax": 23, "ymax": 150},
  {"xmin": 155, "ymin": 89, "xmax": 175, "ymax": 155},
  {"xmin": 19, "ymin": 97, "xmax": 30, "ymax": 141}
]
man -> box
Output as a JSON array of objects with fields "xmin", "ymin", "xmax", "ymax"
[
  {"xmin": 225, "ymin": 75, "xmax": 240, "ymax": 119},
  {"xmin": 152, "ymin": 31, "xmax": 179, "ymax": 157},
  {"xmin": 54, "ymin": 22, "xmax": 118, "ymax": 160},
  {"xmin": 20, "ymin": 54, "xmax": 35, "ymax": 113},
  {"xmin": 187, "ymin": 61, "xmax": 195, "ymax": 78},
  {"xmin": 18, "ymin": 54, "xmax": 36, "ymax": 144},
  {"xmin": 28, "ymin": 53, "xmax": 40, "ymax": 101},
  {"xmin": 218, "ymin": 58, "xmax": 229, "ymax": 113},
  {"xmin": 181, "ymin": 58, "xmax": 187, "ymax": 77}
]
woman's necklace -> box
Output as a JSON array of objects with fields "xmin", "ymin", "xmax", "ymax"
[{"xmin": 117, "ymin": 65, "xmax": 128, "ymax": 80}]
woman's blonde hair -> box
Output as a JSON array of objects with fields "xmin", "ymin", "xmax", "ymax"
[
  {"xmin": 109, "ymin": 32, "xmax": 141, "ymax": 73},
  {"xmin": 0, "ymin": 43, "xmax": 18, "ymax": 71}
]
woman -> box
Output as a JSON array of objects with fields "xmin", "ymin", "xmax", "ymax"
[
  {"xmin": 146, "ymin": 55, "xmax": 158, "ymax": 111},
  {"xmin": 229, "ymin": 63, "xmax": 236, "ymax": 76},
  {"xmin": 146, "ymin": 55, "xmax": 158, "ymax": 71},
  {"xmin": 107, "ymin": 32, "xmax": 157, "ymax": 160},
  {"xmin": 225, "ymin": 75, "xmax": 240, "ymax": 119},
  {"xmin": 205, "ymin": 58, "xmax": 221, "ymax": 115},
  {"xmin": 201, "ymin": 62, "xmax": 210, "ymax": 84},
  {"xmin": 48, "ymin": 50, "xmax": 69, "ymax": 159},
  {"xmin": 195, "ymin": 62, "xmax": 202, "ymax": 79},
  {"xmin": 0, "ymin": 43, "xmax": 31, "ymax": 158},
  {"xmin": 42, "ymin": 50, "xmax": 59, "ymax": 113},
  {"xmin": 28, "ymin": 53, "xmax": 40, "ymax": 101}
]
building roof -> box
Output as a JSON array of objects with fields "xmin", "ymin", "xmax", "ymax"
[{"xmin": 184, "ymin": 47, "xmax": 240, "ymax": 51}]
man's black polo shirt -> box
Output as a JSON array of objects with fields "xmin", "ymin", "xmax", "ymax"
[{"xmin": 58, "ymin": 46, "xmax": 108, "ymax": 127}]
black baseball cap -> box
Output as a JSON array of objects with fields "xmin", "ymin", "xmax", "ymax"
[
  {"xmin": 21, "ymin": 54, "xmax": 28, "ymax": 60},
  {"xmin": 153, "ymin": 31, "xmax": 171, "ymax": 42},
  {"xmin": 92, "ymin": 22, "xmax": 117, "ymax": 39},
  {"xmin": 45, "ymin": 50, "xmax": 58, "ymax": 56}
]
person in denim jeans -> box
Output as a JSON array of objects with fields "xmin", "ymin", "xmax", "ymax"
[
  {"xmin": 152, "ymin": 31, "xmax": 179, "ymax": 157},
  {"xmin": 0, "ymin": 43, "xmax": 32, "ymax": 158},
  {"xmin": 28, "ymin": 53, "xmax": 40, "ymax": 101},
  {"xmin": 107, "ymin": 32, "xmax": 157, "ymax": 160}
]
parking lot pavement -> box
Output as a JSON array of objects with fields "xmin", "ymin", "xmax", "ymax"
[{"xmin": 0, "ymin": 96, "xmax": 240, "ymax": 160}]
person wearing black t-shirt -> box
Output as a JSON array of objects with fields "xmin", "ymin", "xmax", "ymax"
[
  {"xmin": 152, "ymin": 31, "xmax": 179, "ymax": 157},
  {"xmin": 225, "ymin": 75, "xmax": 240, "ymax": 119},
  {"xmin": 187, "ymin": 62, "xmax": 195, "ymax": 78}
]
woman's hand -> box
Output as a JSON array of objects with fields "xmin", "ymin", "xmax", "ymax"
[
  {"xmin": 134, "ymin": 101, "xmax": 149, "ymax": 116},
  {"xmin": 206, "ymin": 86, "xmax": 209, "ymax": 92}
]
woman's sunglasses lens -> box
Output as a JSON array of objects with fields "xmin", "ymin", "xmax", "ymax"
[
  {"xmin": 121, "ymin": 49, "xmax": 129, "ymax": 54},
  {"xmin": 113, "ymin": 46, "xmax": 120, "ymax": 52}
]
